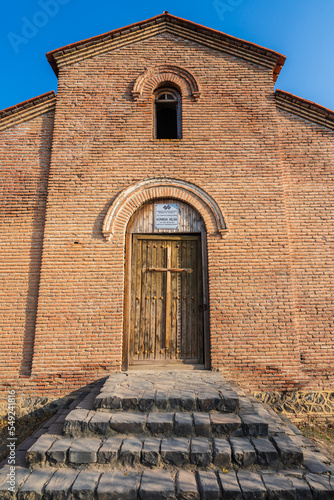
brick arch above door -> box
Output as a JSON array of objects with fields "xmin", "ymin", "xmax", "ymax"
[{"xmin": 102, "ymin": 178, "xmax": 228, "ymax": 241}]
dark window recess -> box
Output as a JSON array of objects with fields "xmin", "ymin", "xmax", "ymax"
[{"xmin": 155, "ymin": 91, "xmax": 181, "ymax": 139}]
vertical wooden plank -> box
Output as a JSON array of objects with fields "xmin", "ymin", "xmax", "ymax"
[
  {"xmin": 161, "ymin": 240, "xmax": 167, "ymax": 358},
  {"xmin": 186, "ymin": 239, "xmax": 192, "ymax": 359},
  {"xmin": 149, "ymin": 240, "xmax": 157, "ymax": 359},
  {"xmin": 176, "ymin": 242, "xmax": 182, "ymax": 359},
  {"xmin": 192, "ymin": 237, "xmax": 200, "ymax": 361},
  {"xmin": 155, "ymin": 239, "xmax": 162, "ymax": 359},
  {"xmin": 139, "ymin": 239, "xmax": 148, "ymax": 359},
  {"xmin": 165, "ymin": 244, "xmax": 172, "ymax": 352},
  {"xmin": 133, "ymin": 236, "xmax": 142, "ymax": 360},
  {"xmin": 170, "ymin": 241, "xmax": 178, "ymax": 358},
  {"xmin": 146, "ymin": 240, "xmax": 152, "ymax": 359},
  {"xmin": 180, "ymin": 240, "xmax": 187, "ymax": 359}
]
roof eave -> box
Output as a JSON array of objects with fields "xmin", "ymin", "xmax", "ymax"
[
  {"xmin": 46, "ymin": 12, "xmax": 286, "ymax": 79},
  {"xmin": 275, "ymin": 89, "xmax": 334, "ymax": 130}
]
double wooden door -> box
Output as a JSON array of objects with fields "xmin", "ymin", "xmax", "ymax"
[{"xmin": 129, "ymin": 235, "xmax": 204, "ymax": 364}]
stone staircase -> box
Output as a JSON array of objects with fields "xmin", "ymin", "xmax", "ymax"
[{"xmin": 0, "ymin": 370, "xmax": 333, "ymax": 498}]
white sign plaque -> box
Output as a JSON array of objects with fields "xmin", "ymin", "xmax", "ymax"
[{"xmin": 155, "ymin": 204, "xmax": 179, "ymax": 229}]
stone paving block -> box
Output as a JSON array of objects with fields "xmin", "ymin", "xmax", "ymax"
[
  {"xmin": 97, "ymin": 471, "xmax": 140, "ymax": 500},
  {"xmin": 71, "ymin": 469, "xmax": 101, "ymax": 499},
  {"xmin": 120, "ymin": 389, "xmax": 139, "ymax": 410},
  {"xmin": 176, "ymin": 470, "xmax": 200, "ymax": 500},
  {"xmin": 218, "ymin": 470, "xmax": 242, "ymax": 500},
  {"xmin": 119, "ymin": 438, "xmax": 143, "ymax": 466},
  {"xmin": 197, "ymin": 391, "xmax": 221, "ymax": 411},
  {"xmin": 305, "ymin": 473, "xmax": 334, "ymax": 499},
  {"xmin": 63, "ymin": 409, "xmax": 91, "ymax": 435},
  {"xmin": 46, "ymin": 438, "xmax": 73, "ymax": 464},
  {"xmin": 197, "ymin": 471, "xmax": 220, "ymax": 500},
  {"xmin": 68, "ymin": 438, "xmax": 101, "ymax": 464},
  {"xmin": 106, "ymin": 391, "xmax": 126, "ymax": 410},
  {"xmin": 77, "ymin": 395, "xmax": 95, "ymax": 411},
  {"xmin": 128, "ymin": 380, "xmax": 154, "ymax": 391},
  {"xmin": 88, "ymin": 412, "xmax": 112, "ymax": 435},
  {"xmin": 142, "ymin": 437, "xmax": 161, "ymax": 466},
  {"xmin": 251, "ymin": 437, "xmax": 278, "ymax": 466},
  {"xmin": 109, "ymin": 412, "xmax": 146, "ymax": 434},
  {"xmin": 229, "ymin": 437, "xmax": 256, "ymax": 467},
  {"xmin": 156, "ymin": 390, "xmax": 168, "ymax": 409},
  {"xmin": 0, "ymin": 466, "xmax": 31, "ymax": 499},
  {"xmin": 285, "ymin": 474, "xmax": 313, "ymax": 500},
  {"xmin": 179, "ymin": 391, "xmax": 197, "ymax": 411},
  {"xmin": 190, "ymin": 438, "xmax": 212, "ymax": 466},
  {"xmin": 45, "ymin": 423, "xmax": 64, "ymax": 436},
  {"xmin": 139, "ymin": 470, "xmax": 175, "ymax": 500},
  {"xmin": 161, "ymin": 437, "xmax": 190, "ymax": 466},
  {"xmin": 210, "ymin": 413, "xmax": 241, "ymax": 435},
  {"xmin": 26, "ymin": 434, "xmax": 57, "ymax": 465},
  {"xmin": 262, "ymin": 473, "xmax": 296, "ymax": 500},
  {"xmin": 270, "ymin": 434, "xmax": 303, "ymax": 466},
  {"xmin": 17, "ymin": 467, "xmax": 56, "ymax": 500},
  {"xmin": 94, "ymin": 392, "xmax": 116, "ymax": 409},
  {"xmin": 219, "ymin": 390, "xmax": 239, "ymax": 412},
  {"xmin": 169, "ymin": 389, "xmax": 181, "ymax": 410},
  {"xmin": 147, "ymin": 413, "xmax": 174, "ymax": 434},
  {"xmin": 193, "ymin": 413, "xmax": 210, "ymax": 437},
  {"xmin": 43, "ymin": 468, "xmax": 79, "ymax": 499},
  {"xmin": 303, "ymin": 448, "xmax": 331, "ymax": 474},
  {"xmin": 237, "ymin": 470, "xmax": 267, "ymax": 499},
  {"xmin": 175, "ymin": 413, "xmax": 193, "ymax": 436},
  {"xmin": 138, "ymin": 391, "xmax": 156, "ymax": 412},
  {"xmin": 241, "ymin": 414, "xmax": 268, "ymax": 437},
  {"xmin": 97, "ymin": 437, "xmax": 123, "ymax": 464},
  {"xmin": 105, "ymin": 373, "xmax": 127, "ymax": 384},
  {"xmin": 212, "ymin": 437, "xmax": 231, "ymax": 467},
  {"xmin": 55, "ymin": 412, "xmax": 68, "ymax": 423},
  {"xmin": 15, "ymin": 450, "xmax": 27, "ymax": 467},
  {"xmin": 18, "ymin": 437, "xmax": 36, "ymax": 452}
]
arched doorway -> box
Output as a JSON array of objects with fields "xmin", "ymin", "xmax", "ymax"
[{"xmin": 123, "ymin": 199, "xmax": 209, "ymax": 369}]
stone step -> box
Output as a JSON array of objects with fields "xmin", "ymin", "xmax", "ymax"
[
  {"xmin": 94, "ymin": 387, "xmax": 239, "ymax": 413},
  {"xmin": 26, "ymin": 434, "xmax": 304, "ymax": 469},
  {"xmin": 63, "ymin": 409, "xmax": 269, "ymax": 438},
  {"xmin": 2, "ymin": 465, "xmax": 333, "ymax": 499}
]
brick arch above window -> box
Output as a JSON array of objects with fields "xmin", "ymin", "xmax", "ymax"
[
  {"xmin": 132, "ymin": 65, "xmax": 201, "ymax": 102},
  {"xmin": 102, "ymin": 178, "xmax": 227, "ymax": 241}
]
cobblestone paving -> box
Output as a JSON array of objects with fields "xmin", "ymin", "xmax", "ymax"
[{"xmin": 0, "ymin": 370, "xmax": 333, "ymax": 498}]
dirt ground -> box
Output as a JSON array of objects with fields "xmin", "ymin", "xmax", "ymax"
[{"xmin": 297, "ymin": 421, "xmax": 334, "ymax": 463}]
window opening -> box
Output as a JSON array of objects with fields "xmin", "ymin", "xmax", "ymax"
[{"xmin": 155, "ymin": 89, "xmax": 181, "ymax": 139}]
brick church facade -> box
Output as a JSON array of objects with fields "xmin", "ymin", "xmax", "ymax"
[{"xmin": 1, "ymin": 13, "xmax": 333, "ymax": 406}]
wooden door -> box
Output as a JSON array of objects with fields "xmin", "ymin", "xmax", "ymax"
[{"xmin": 129, "ymin": 235, "xmax": 203, "ymax": 364}]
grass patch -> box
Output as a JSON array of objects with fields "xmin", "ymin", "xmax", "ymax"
[{"xmin": 297, "ymin": 421, "xmax": 334, "ymax": 462}]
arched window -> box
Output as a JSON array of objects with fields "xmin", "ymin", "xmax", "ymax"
[{"xmin": 155, "ymin": 89, "xmax": 181, "ymax": 139}]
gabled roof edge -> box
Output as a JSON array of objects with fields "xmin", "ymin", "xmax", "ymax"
[
  {"xmin": 275, "ymin": 89, "xmax": 334, "ymax": 131},
  {"xmin": 46, "ymin": 12, "xmax": 286, "ymax": 79},
  {"xmin": 0, "ymin": 91, "xmax": 56, "ymax": 132}
]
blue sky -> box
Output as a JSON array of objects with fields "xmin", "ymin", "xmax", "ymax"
[{"xmin": 1, "ymin": 0, "xmax": 334, "ymax": 111}]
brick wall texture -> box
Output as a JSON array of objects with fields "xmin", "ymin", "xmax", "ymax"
[{"xmin": 1, "ymin": 27, "xmax": 333, "ymax": 404}]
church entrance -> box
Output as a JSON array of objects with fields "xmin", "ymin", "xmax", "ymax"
[
  {"xmin": 122, "ymin": 199, "xmax": 209, "ymax": 369},
  {"xmin": 128, "ymin": 235, "xmax": 204, "ymax": 365}
]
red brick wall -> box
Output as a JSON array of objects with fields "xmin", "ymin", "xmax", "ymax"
[
  {"xmin": 276, "ymin": 108, "xmax": 334, "ymax": 390},
  {"xmin": 0, "ymin": 111, "xmax": 54, "ymax": 380},
  {"xmin": 1, "ymin": 32, "xmax": 333, "ymax": 404}
]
